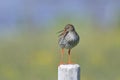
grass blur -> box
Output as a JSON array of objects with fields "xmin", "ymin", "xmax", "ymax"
[{"xmin": 0, "ymin": 23, "xmax": 120, "ymax": 80}]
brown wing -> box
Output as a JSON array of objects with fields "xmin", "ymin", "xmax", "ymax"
[{"xmin": 58, "ymin": 31, "xmax": 68, "ymax": 43}]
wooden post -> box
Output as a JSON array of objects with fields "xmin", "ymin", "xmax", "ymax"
[{"xmin": 58, "ymin": 64, "xmax": 80, "ymax": 80}]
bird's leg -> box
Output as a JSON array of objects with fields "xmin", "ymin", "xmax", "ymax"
[
  {"xmin": 68, "ymin": 49, "xmax": 72, "ymax": 64},
  {"xmin": 60, "ymin": 48, "xmax": 64, "ymax": 64}
]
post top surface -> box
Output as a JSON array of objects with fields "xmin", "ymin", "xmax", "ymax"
[{"xmin": 58, "ymin": 64, "xmax": 80, "ymax": 68}]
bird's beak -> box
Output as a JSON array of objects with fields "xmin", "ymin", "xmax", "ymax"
[
  {"xmin": 57, "ymin": 29, "xmax": 67, "ymax": 37},
  {"xmin": 57, "ymin": 30, "xmax": 64, "ymax": 33}
]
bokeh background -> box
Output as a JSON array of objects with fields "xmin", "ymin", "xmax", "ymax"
[{"xmin": 0, "ymin": 0, "xmax": 120, "ymax": 80}]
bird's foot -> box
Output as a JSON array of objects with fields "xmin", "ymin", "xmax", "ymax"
[{"xmin": 59, "ymin": 61, "xmax": 64, "ymax": 66}]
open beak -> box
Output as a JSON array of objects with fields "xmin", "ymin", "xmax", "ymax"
[
  {"xmin": 57, "ymin": 30, "xmax": 64, "ymax": 33},
  {"xmin": 57, "ymin": 29, "xmax": 67, "ymax": 37}
]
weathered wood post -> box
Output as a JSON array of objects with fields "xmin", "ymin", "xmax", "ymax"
[{"xmin": 58, "ymin": 64, "xmax": 80, "ymax": 80}]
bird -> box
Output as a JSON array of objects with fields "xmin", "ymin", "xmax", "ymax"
[{"xmin": 58, "ymin": 24, "xmax": 80, "ymax": 64}]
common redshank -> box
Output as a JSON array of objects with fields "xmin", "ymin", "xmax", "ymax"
[{"xmin": 58, "ymin": 24, "xmax": 80, "ymax": 64}]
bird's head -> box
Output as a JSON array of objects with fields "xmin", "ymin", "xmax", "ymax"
[
  {"xmin": 57, "ymin": 24, "xmax": 75, "ymax": 34},
  {"xmin": 64, "ymin": 24, "xmax": 75, "ymax": 32}
]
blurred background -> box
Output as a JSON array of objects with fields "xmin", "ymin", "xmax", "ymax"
[{"xmin": 0, "ymin": 0, "xmax": 120, "ymax": 80}]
